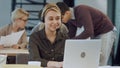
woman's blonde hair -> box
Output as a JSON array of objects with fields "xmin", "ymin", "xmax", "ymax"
[
  {"xmin": 11, "ymin": 8, "xmax": 29, "ymax": 22},
  {"xmin": 41, "ymin": 3, "xmax": 61, "ymax": 22}
]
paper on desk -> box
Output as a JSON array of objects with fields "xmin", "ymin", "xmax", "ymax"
[
  {"xmin": 28, "ymin": 61, "xmax": 41, "ymax": 67},
  {"xmin": 0, "ymin": 55, "xmax": 7, "ymax": 64},
  {"xmin": 0, "ymin": 30, "xmax": 25, "ymax": 47}
]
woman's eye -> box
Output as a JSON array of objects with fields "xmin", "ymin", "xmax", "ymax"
[
  {"xmin": 56, "ymin": 17, "xmax": 61, "ymax": 20},
  {"xmin": 49, "ymin": 17, "xmax": 53, "ymax": 20},
  {"xmin": 56, "ymin": 18, "xmax": 60, "ymax": 20}
]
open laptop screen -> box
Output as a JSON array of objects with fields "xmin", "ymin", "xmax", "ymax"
[{"xmin": 63, "ymin": 39, "xmax": 101, "ymax": 68}]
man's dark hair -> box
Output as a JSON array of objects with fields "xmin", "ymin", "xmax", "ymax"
[{"xmin": 56, "ymin": 2, "xmax": 70, "ymax": 15}]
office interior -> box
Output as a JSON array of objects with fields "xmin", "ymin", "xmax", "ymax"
[{"xmin": 0, "ymin": 0, "xmax": 120, "ymax": 66}]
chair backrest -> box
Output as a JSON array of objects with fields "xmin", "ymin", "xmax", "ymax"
[{"xmin": 16, "ymin": 54, "xmax": 29, "ymax": 64}]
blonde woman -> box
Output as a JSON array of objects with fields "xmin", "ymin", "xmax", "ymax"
[
  {"xmin": 29, "ymin": 3, "xmax": 69, "ymax": 67},
  {"xmin": 0, "ymin": 8, "xmax": 29, "ymax": 49}
]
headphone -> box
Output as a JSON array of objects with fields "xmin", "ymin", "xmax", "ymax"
[{"xmin": 38, "ymin": 9, "xmax": 43, "ymax": 22}]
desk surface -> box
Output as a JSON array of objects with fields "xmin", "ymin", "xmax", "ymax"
[
  {"xmin": 0, "ymin": 64, "xmax": 43, "ymax": 68},
  {"xmin": 99, "ymin": 66, "xmax": 120, "ymax": 68},
  {"xmin": 0, "ymin": 48, "xmax": 29, "ymax": 56},
  {"xmin": 0, "ymin": 64, "xmax": 58, "ymax": 68},
  {"xmin": 1, "ymin": 65, "xmax": 120, "ymax": 68}
]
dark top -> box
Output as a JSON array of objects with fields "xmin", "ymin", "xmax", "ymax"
[
  {"xmin": 66, "ymin": 5, "xmax": 114, "ymax": 39},
  {"xmin": 28, "ymin": 28, "xmax": 68, "ymax": 67}
]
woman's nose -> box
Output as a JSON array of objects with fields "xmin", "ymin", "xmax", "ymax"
[{"xmin": 53, "ymin": 19, "xmax": 58, "ymax": 23}]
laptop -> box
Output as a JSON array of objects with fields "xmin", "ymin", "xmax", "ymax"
[{"xmin": 63, "ymin": 39, "xmax": 101, "ymax": 68}]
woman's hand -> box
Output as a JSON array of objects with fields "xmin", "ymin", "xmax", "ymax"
[
  {"xmin": 12, "ymin": 44, "xmax": 20, "ymax": 49},
  {"xmin": 47, "ymin": 61, "xmax": 63, "ymax": 68},
  {"xmin": 0, "ymin": 44, "xmax": 4, "ymax": 49}
]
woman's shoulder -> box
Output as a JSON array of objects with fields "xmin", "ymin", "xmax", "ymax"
[
  {"xmin": 0, "ymin": 23, "xmax": 11, "ymax": 30},
  {"xmin": 60, "ymin": 23, "xmax": 69, "ymax": 33},
  {"xmin": 57, "ymin": 30, "xmax": 69, "ymax": 39},
  {"xmin": 30, "ymin": 28, "xmax": 44, "ymax": 38},
  {"xmin": 0, "ymin": 23, "xmax": 12, "ymax": 36}
]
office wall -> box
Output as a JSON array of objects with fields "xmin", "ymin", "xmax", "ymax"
[
  {"xmin": 0, "ymin": 0, "xmax": 107, "ymax": 27},
  {"xmin": 0, "ymin": 0, "xmax": 63, "ymax": 27},
  {"xmin": 0, "ymin": 0, "xmax": 11, "ymax": 27},
  {"xmin": 75, "ymin": 0, "xmax": 107, "ymax": 14},
  {"xmin": 47, "ymin": 0, "xmax": 63, "ymax": 3},
  {"xmin": 114, "ymin": 0, "xmax": 120, "ymax": 56}
]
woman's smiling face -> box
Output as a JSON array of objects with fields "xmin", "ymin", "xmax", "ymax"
[{"xmin": 44, "ymin": 10, "xmax": 61, "ymax": 32}]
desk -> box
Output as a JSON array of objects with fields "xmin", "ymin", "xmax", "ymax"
[
  {"xmin": 1, "ymin": 65, "xmax": 120, "ymax": 68},
  {"xmin": 1, "ymin": 64, "xmax": 43, "ymax": 68},
  {"xmin": 0, "ymin": 64, "xmax": 57, "ymax": 68},
  {"xmin": 0, "ymin": 48, "xmax": 29, "ymax": 56},
  {"xmin": 99, "ymin": 66, "xmax": 120, "ymax": 68},
  {"xmin": 0, "ymin": 48, "xmax": 29, "ymax": 64}
]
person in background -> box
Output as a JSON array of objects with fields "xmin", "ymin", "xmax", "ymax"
[
  {"xmin": 0, "ymin": 8, "xmax": 29, "ymax": 49},
  {"xmin": 29, "ymin": 3, "xmax": 69, "ymax": 67},
  {"xmin": 56, "ymin": 2, "xmax": 116, "ymax": 66}
]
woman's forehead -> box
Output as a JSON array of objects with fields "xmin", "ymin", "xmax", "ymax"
[{"xmin": 45, "ymin": 10, "xmax": 61, "ymax": 17}]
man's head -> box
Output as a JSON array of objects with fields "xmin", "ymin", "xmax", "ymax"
[{"xmin": 56, "ymin": 2, "xmax": 72, "ymax": 23}]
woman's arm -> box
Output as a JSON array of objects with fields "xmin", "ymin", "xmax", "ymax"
[{"xmin": 18, "ymin": 31, "xmax": 28, "ymax": 49}]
